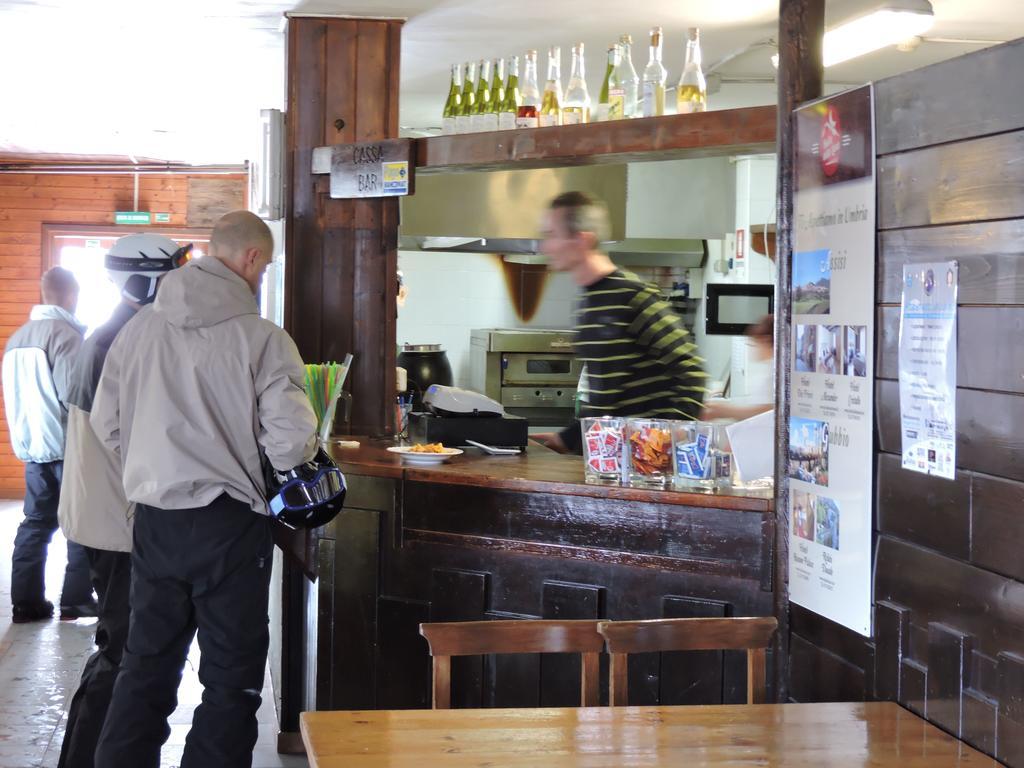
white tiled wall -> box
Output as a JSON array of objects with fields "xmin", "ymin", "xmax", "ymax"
[{"xmin": 396, "ymin": 250, "xmax": 575, "ymax": 388}]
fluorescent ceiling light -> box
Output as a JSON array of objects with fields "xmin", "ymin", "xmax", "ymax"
[{"xmin": 771, "ymin": 0, "xmax": 935, "ymax": 68}]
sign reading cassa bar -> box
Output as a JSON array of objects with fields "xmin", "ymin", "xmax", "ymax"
[
  {"xmin": 789, "ymin": 84, "xmax": 875, "ymax": 637},
  {"xmin": 329, "ymin": 138, "xmax": 414, "ymax": 199}
]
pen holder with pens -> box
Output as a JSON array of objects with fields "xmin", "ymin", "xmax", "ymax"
[{"xmin": 395, "ymin": 396, "xmax": 412, "ymax": 441}]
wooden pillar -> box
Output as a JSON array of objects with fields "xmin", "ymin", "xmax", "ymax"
[
  {"xmin": 277, "ymin": 15, "xmax": 402, "ymax": 744},
  {"xmin": 285, "ymin": 16, "xmax": 402, "ymax": 437},
  {"xmin": 773, "ymin": 0, "xmax": 824, "ymax": 702}
]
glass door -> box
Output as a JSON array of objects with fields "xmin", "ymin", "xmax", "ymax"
[{"xmin": 43, "ymin": 225, "xmax": 211, "ymax": 336}]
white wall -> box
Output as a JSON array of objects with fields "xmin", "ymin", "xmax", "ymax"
[
  {"xmin": 694, "ymin": 240, "xmax": 734, "ymax": 387},
  {"xmin": 396, "ymin": 250, "xmax": 575, "ymax": 388},
  {"xmin": 694, "ymin": 154, "xmax": 778, "ymax": 397},
  {"xmin": 732, "ymin": 154, "xmax": 778, "ymax": 398}
]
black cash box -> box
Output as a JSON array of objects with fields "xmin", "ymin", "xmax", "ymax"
[{"xmin": 408, "ymin": 412, "xmax": 529, "ymax": 450}]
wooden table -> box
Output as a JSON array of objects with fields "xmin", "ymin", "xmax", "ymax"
[{"xmin": 300, "ymin": 702, "xmax": 997, "ymax": 766}]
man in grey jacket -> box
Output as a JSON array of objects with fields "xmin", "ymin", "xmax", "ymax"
[
  {"xmin": 57, "ymin": 233, "xmax": 190, "ymax": 768},
  {"xmin": 1, "ymin": 266, "xmax": 94, "ymax": 623},
  {"xmin": 91, "ymin": 211, "xmax": 317, "ymax": 768}
]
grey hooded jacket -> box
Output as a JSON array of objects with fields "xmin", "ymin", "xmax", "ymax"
[
  {"xmin": 2, "ymin": 304, "xmax": 85, "ymax": 463},
  {"xmin": 90, "ymin": 256, "xmax": 317, "ymax": 514}
]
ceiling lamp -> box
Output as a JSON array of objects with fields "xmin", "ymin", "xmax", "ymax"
[{"xmin": 771, "ymin": 0, "xmax": 935, "ymax": 68}]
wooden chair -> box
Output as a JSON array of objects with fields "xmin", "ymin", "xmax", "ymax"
[
  {"xmin": 419, "ymin": 619, "xmax": 605, "ymax": 709},
  {"xmin": 597, "ymin": 617, "xmax": 779, "ymax": 706}
]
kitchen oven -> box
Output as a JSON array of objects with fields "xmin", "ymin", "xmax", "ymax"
[{"xmin": 470, "ymin": 329, "xmax": 581, "ymax": 428}]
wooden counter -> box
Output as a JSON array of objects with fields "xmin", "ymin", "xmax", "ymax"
[
  {"xmin": 328, "ymin": 438, "xmax": 773, "ymax": 512},
  {"xmin": 304, "ymin": 438, "xmax": 779, "ymax": 716}
]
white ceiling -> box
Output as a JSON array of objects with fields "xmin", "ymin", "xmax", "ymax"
[{"xmin": 0, "ymin": 0, "xmax": 1019, "ymax": 162}]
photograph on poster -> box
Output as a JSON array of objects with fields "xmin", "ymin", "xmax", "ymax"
[
  {"xmin": 844, "ymin": 325, "xmax": 868, "ymax": 377},
  {"xmin": 815, "ymin": 496, "xmax": 841, "ymax": 550},
  {"xmin": 795, "ymin": 324, "xmax": 818, "ymax": 373},
  {"xmin": 788, "ymin": 416, "xmax": 830, "ymax": 486},
  {"xmin": 818, "ymin": 325, "xmax": 841, "ymax": 375},
  {"xmin": 793, "ymin": 249, "xmax": 832, "ymax": 315},
  {"xmin": 792, "ymin": 491, "xmax": 817, "ymax": 541}
]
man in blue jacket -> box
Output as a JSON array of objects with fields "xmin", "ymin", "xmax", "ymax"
[{"xmin": 1, "ymin": 266, "xmax": 95, "ymax": 622}]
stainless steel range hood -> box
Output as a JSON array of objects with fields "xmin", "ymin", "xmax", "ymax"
[{"xmin": 399, "ymin": 158, "xmax": 735, "ymax": 268}]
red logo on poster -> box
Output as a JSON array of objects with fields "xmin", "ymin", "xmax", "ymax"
[{"xmin": 820, "ymin": 105, "xmax": 842, "ymax": 177}]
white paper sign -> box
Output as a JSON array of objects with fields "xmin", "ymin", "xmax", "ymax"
[
  {"xmin": 788, "ymin": 85, "xmax": 875, "ymax": 637},
  {"xmin": 899, "ymin": 262, "xmax": 958, "ymax": 479},
  {"xmin": 727, "ymin": 409, "xmax": 775, "ymax": 481}
]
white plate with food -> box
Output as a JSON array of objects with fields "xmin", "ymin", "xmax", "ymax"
[{"xmin": 387, "ymin": 444, "xmax": 464, "ymax": 464}]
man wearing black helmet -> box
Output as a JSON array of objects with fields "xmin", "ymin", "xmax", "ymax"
[
  {"xmin": 90, "ymin": 211, "xmax": 318, "ymax": 768},
  {"xmin": 57, "ymin": 233, "xmax": 190, "ymax": 768}
]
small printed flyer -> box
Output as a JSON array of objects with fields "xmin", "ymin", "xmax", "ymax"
[
  {"xmin": 899, "ymin": 262, "xmax": 958, "ymax": 480},
  {"xmin": 789, "ymin": 84, "xmax": 875, "ymax": 637}
]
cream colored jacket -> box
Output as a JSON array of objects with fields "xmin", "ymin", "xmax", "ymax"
[
  {"xmin": 91, "ymin": 256, "xmax": 317, "ymax": 514},
  {"xmin": 59, "ymin": 302, "xmax": 139, "ymax": 551}
]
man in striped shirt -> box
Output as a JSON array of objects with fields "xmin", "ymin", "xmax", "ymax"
[{"xmin": 534, "ymin": 191, "xmax": 706, "ymax": 454}]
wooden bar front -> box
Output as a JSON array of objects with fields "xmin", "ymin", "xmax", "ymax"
[{"xmin": 312, "ymin": 442, "xmax": 775, "ymax": 711}]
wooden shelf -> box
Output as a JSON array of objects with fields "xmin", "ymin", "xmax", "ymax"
[{"xmin": 313, "ymin": 106, "xmax": 777, "ymax": 177}]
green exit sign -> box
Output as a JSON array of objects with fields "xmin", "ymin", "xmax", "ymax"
[
  {"xmin": 154, "ymin": 213, "xmax": 171, "ymax": 223},
  {"xmin": 115, "ymin": 211, "xmax": 151, "ymax": 225}
]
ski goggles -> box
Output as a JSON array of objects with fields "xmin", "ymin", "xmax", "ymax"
[
  {"xmin": 105, "ymin": 243, "xmax": 194, "ymax": 273},
  {"xmin": 268, "ymin": 466, "xmax": 346, "ymax": 517}
]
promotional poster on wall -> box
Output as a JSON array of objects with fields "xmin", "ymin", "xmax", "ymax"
[
  {"xmin": 899, "ymin": 262, "xmax": 958, "ymax": 480},
  {"xmin": 789, "ymin": 84, "xmax": 875, "ymax": 637}
]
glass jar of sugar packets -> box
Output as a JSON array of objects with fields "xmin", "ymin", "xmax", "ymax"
[
  {"xmin": 671, "ymin": 421, "xmax": 733, "ymax": 490},
  {"xmin": 626, "ymin": 418, "xmax": 674, "ymax": 488},
  {"xmin": 581, "ymin": 417, "xmax": 626, "ymax": 485}
]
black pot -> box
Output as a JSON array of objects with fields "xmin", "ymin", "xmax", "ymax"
[{"xmin": 397, "ymin": 344, "xmax": 453, "ymax": 408}]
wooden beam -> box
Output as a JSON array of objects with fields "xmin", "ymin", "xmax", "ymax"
[
  {"xmin": 313, "ymin": 106, "xmax": 777, "ymax": 176},
  {"xmin": 774, "ymin": 0, "xmax": 825, "ymax": 703},
  {"xmin": 280, "ymin": 13, "xmax": 403, "ymax": 740},
  {"xmin": 285, "ymin": 17, "xmax": 401, "ymax": 436}
]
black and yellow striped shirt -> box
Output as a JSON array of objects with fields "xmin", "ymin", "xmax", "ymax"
[{"xmin": 559, "ymin": 270, "xmax": 706, "ymax": 452}]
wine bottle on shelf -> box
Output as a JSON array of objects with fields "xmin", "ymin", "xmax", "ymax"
[
  {"xmin": 642, "ymin": 27, "xmax": 667, "ymax": 117},
  {"xmin": 499, "ymin": 55, "xmax": 521, "ymax": 130},
  {"xmin": 516, "ymin": 50, "xmax": 541, "ymax": 128},
  {"xmin": 485, "ymin": 57, "xmax": 504, "ymax": 132},
  {"xmin": 455, "ymin": 61, "xmax": 476, "ymax": 134},
  {"xmin": 594, "ymin": 44, "xmax": 618, "ymax": 122},
  {"xmin": 471, "ymin": 58, "xmax": 492, "ymax": 132},
  {"xmin": 539, "ymin": 46, "xmax": 563, "ymax": 127},
  {"xmin": 562, "ymin": 43, "xmax": 590, "ymax": 125},
  {"xmin": 677, "ymin": 27, "xmax": 707, "ymax": 114},
  {"xmin": 617, "ymin": 34, "xmax": 640, "ymax": 118},
  {"xmin": 442, "ymin": 63, "xmax": 461, "ymax": 135},
  {"xmin": 606, "ymin": 43, "xmax": 626, "ymax": 121}
]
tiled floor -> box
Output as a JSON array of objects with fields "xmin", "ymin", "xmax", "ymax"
[{"xmin": 0, "ymin": 499, "xmax": 308, "ymax": 768}]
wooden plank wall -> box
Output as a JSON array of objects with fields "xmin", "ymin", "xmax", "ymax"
[
  {"xmin": 284, "ymin": 17, "xmax": 402, "ymax": 437},
  {"xmin": 789, "ymin": 38, "xmax": 1024, "ymax": 766},
  {"xmin": 0, "ymin": 172, "xmax": 246, "ymax": 497}
]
